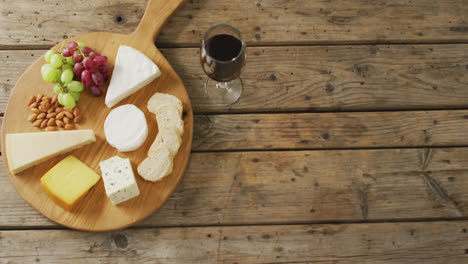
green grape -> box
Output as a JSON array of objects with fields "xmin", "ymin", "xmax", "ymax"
[
  {"xmin": 69, "ymin": 91, "xmax": 80, "ymax": 102},
  {"xmin": 78, "ymin": 42, "xmax": 86, "ymax": 48},
  {"xmin": 62, "ymin": 93, "xmax": 76, "ymax": 109},
  {"xmin": 68, "ymin": 81, "xmax": 84, "ymax": 92},
  {"xmin": 55, "ymin": 69, "xmax": 62, "ymax": 83},
  {"xmin": 61, "ymin": 69, "xmax": 74, "ymax": 84},
  {"xmin": 50, "ymin": 54, "xmax": 63, "ymax": 68},
  {"xmin": 40, "ymin": 64, "xmax": 50, "ymax": 76},
  {"xmin": 41, "ymin": 64, "xmax": 56, "ymax": 83},
  {"xmin": 58, "ymin": 93, "xmax": 64, "ymax": 105},
  {"xmin": 53, "ymin": 84, "xmax": 63, "ymax": 95},
  {"xmin": 62, "ymin": 64, "xmax": 73, "ymax": 72},
  {"xmin": 44, "ymin": 50, "xmax": 56, "ymax": 63},
  {"xmin": 66, "ymin": 56, "xmax": 74, "ymax": 66}
]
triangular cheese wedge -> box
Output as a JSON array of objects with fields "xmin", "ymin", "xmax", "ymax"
[
  {"xmin": 105, "ymin": 45, "xmax": 161, "ymax": 108},
  {"xmin": 6, "ymin": 130, "xmax": 96, "ymax": 174}
]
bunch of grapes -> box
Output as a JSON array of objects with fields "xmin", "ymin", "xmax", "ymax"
[{"xmin": 40, "ymin": 42, "xmax": 109, "ymax": 109}]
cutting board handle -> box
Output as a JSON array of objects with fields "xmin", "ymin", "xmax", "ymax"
[{"xmin": 132, "ymin": 0, "xmax": 187, "ymax": 43}]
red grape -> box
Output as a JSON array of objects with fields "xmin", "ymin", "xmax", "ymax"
[
  {"xmin": 83, "ymin": 57, "xmax": 95, "ymax": 71},
  {"xmin": 81, "ymin": 47, "xmax": 93, "ymax": 55},
  {"xmin": 89, "ymin": 51, "xmax": 99, "ymax": 59},
  {"xmin": 97, "ymin": 64, "xmax": 110, "ymax": 74},
  {"xmin": 73, "ymin": 63, "xmax": 85, "ymax": 77},
  {"xmin": 73, "ymin": 52, "xmax": 83, "ymax": 63},
  {"xmin": 92, "ymin": 72, "xmax": 104, "ymax": 86},
  {"xmin": 67, "ymin": 41, "xmax": 78, "ymax": 50},
  {"xmin": 89, "ymin": 85, "xmax": 103, "ymax": 97},
  {"xmin": 102, "ymin": 73, "xmax": 109, "ymax": 83},
  {"xmin": 94, "ymin": 56, "xmax": 108, "ymax": 65},
  {"xmin": 61, "ymin": 47, "xmax": 72, "ymax": 57},
  {"xmin": 81, "ymin": 70, "xmax": 92, "ymax": 87}
]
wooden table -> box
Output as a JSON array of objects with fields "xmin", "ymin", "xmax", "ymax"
[{"xmin": 1, "ymin": 0, "xmax": 468, "ymax": 262}]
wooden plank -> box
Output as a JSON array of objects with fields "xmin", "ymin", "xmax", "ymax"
[
  {"xmin": 2, "ymin": 109, "xmax": 468, "ymax": 151},
  {"xmin": 1, "ymin": 221, "xmax": 468, "ymax": 263},
  {"xmin": 1, "ymin": 147, "xmax": 468, "ymax": 228},
  {"xmin": 2, "ymin": 0, "xmax": 468, "ymax": 49},
  {"xmin": 192, "ymin": 110, "xmax": 468, "ymax": 150},
  {"xmin": 2, "ymin": 44, "xmax": 468, "ymax": 114}
]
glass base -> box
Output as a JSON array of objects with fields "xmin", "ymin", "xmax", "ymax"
[{"xmin": 205, "ymin": 78, "xmax": 242, "ymax": 106}]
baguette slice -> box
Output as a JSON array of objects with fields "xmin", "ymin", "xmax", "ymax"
[
  {"xmin": 148, "ymin": 126, "xmax": 181, "ymax": 157},
  {"xmin": 138, "ymin": 147, "xmax": 174, "ymax": 182},
  {"xmin": 156, "ymin": 105, "xmax": 184, "ymax": 136},
  {"xmin": 147, "ymin": 93, "xmax": 183, "ymax": 117}
]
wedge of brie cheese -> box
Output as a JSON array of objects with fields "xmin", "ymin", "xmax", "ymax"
[
  {"xmin": 5, "ymin": 130, "xmax": 96, "ymax": 174},
  {"xmin": 105, "ymin": 45, "xmax": 161, "ymax": 108}
]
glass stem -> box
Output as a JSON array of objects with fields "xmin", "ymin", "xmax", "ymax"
[{"xmin": 217, "ymin": 82, "xmax": 229, "ymax": 90}]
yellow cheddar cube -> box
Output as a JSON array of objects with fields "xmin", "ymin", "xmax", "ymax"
[{"xmin": 40, "ymin": 155, "xmax": 101, "ymax": 211}]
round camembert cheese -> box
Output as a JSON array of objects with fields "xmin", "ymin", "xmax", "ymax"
[{"xmin": 104, "ymin": 104, "xmax": 148, "ymax": 152}]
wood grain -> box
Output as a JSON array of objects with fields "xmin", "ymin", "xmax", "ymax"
[
  {"xmin": 2, "ymin": 44, "xmax": 468, "ymax": 114},
  {"xmin": 2, "ymin": 147, "xmax": 468, "ymax": 228},
  {"xmin": 0, "ymin": 0, "xmax": 193, "ymax": 231},
  {"xmin": 2, "ymin": 0, "xmax": 468, "ymax": 49},
  {"xmin": 193, "ymin": 110, "xmax": 468, "ymax": 151},
  {"xmin": 1, "ymin": 221, "xmax": 468, "ymax": 263}
]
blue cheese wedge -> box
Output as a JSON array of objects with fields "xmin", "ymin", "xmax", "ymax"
[
  {"xmin": 99, "ymin": 156, "xmax": 140, "ymax": 205},
  {"xmin": 105, "ymin": 45, "xmax": 161, "ymax": 108}
]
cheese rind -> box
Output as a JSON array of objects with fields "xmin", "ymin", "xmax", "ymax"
[
  {"xmin": 104, "ymin": 104, "xmax": 148, "ymax": 152},
  {"xmin": 99, "ymin": 156, "xmax": 140, "ymax": 205},
  {"xmin": 40, "ymin": 155, "xmax": 101, "ymax": 211},
  {"xmin": 105, "ymin": 45, "xmax": 161, "ymax": 108},
  {"xmin": 6, "ymin": 130, "xmax": 96, "ymax": 174}
]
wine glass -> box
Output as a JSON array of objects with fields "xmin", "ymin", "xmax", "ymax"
[{"xmin": 200, "ymin": 23, "xmax": 246, "ymax": 106}]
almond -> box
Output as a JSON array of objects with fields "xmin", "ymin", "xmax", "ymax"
[
  {"xmin": 56, "ymin": 120, "xmax": 65, "ymax": 128},
  {"xmin": 64, "ymin": 107, "xmax": 74, "ymax": 113},
  {"xmin": 55, "ymin": 101, "xmax": 60, "ymax": 108},
  {"xmin": 74, "ymin": 115, "xmax": 83, "ymax": 123},
  {"xmin": 47, "ymin": 118, "xmax": 55, "ymax": 126},
  {"xmin": 42, "ymin": 96, "xmax": 51, "ymax": 102},
  {"xmin": 64, "ymin": 111, "xmax": 74, "ymax": 119},
  {"xmin": 55, "ymin": 108, "xmax": 64, "ymax": 113},
  {"xmin": 47, "ymin": 106, "xmax": 55, "ymax": 114},
  {"xmin": 56, "ymin": 112, "xmax": 65, "ymax": 120},
  {"xmin": 42, "ymin": 101, "xmax": 50, "ymax": 111},
  {"xmin": 28, "ymin": 96, "xmax": 37, "ymax": 106},
  {"xmin": 36, "ymin": 94, "xmax": 43, "ymax": 103},
  {"xmin": 38, "ymin": 105, "xmax": 45, "ymax": 112},
  {"xmin": 45, "ymin": 126, "xmax": 57, "ymax": 131},
  {"xmin": 63, "ymin": 116, "xmax": 71, "ymax": 124},
  {"xmin": 64, "ymin": 124, "xmax": 75, "ymax": 130},
  {"xmin": 31, "ymin": 108, "xmax": 41, "ymax": 114},
  {"xmin": 29, "ymin": 102, "xmax": 38, "ymax": 109},
  {"xmin": 73, "ymin": 107, "xmax": 80, "ymax": 117},
  {"xmin": 40, "ymin": 119, "xmax": 48, "ymax": 128},
  {"xmin": 46, "ymin": 112, "xmax": 56, "ymax": 118},
  {"xmin": 33, "ymin": 119, "xmax": 42, "ymax": 127},
  {"xmin": 28, "ymin": 113, "xmax": 38, "ymax": 122},
  {"xmin": 37, "ymin": 113, "xmax": 46, "ymax": 119},
  {"xmin": 51, "ymin": 95, "xmax": 58, "ymax": 104}
]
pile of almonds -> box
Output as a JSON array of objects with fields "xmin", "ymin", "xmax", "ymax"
[{"xmin": 27, "ymin": 94, "xmax": 83, "ymax": 131}]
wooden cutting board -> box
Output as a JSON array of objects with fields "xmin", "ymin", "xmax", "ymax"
[{"xmin": 0, "ymin": 0, "xmax": 192, "ymax": 231}]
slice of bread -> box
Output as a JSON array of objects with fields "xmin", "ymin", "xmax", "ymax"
[
  {"xmin": 148, "ymin": 126, "xmax": 182, "ymax": 157},
  {"xmin": 147, "ymin": 93, "xmax": 183, "ymax": 117},
  {"xmin": 156, "ymin": 105, "xmax": 184, "ymax": 136},
  {"xmin": 137, "ymin": 147, "xmax": 173, "ymax": 182}
]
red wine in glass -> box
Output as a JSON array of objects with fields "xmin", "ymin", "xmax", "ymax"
[{"xmin": 201, "ymin": 23, "xmax": 246, "ymax": 105}]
